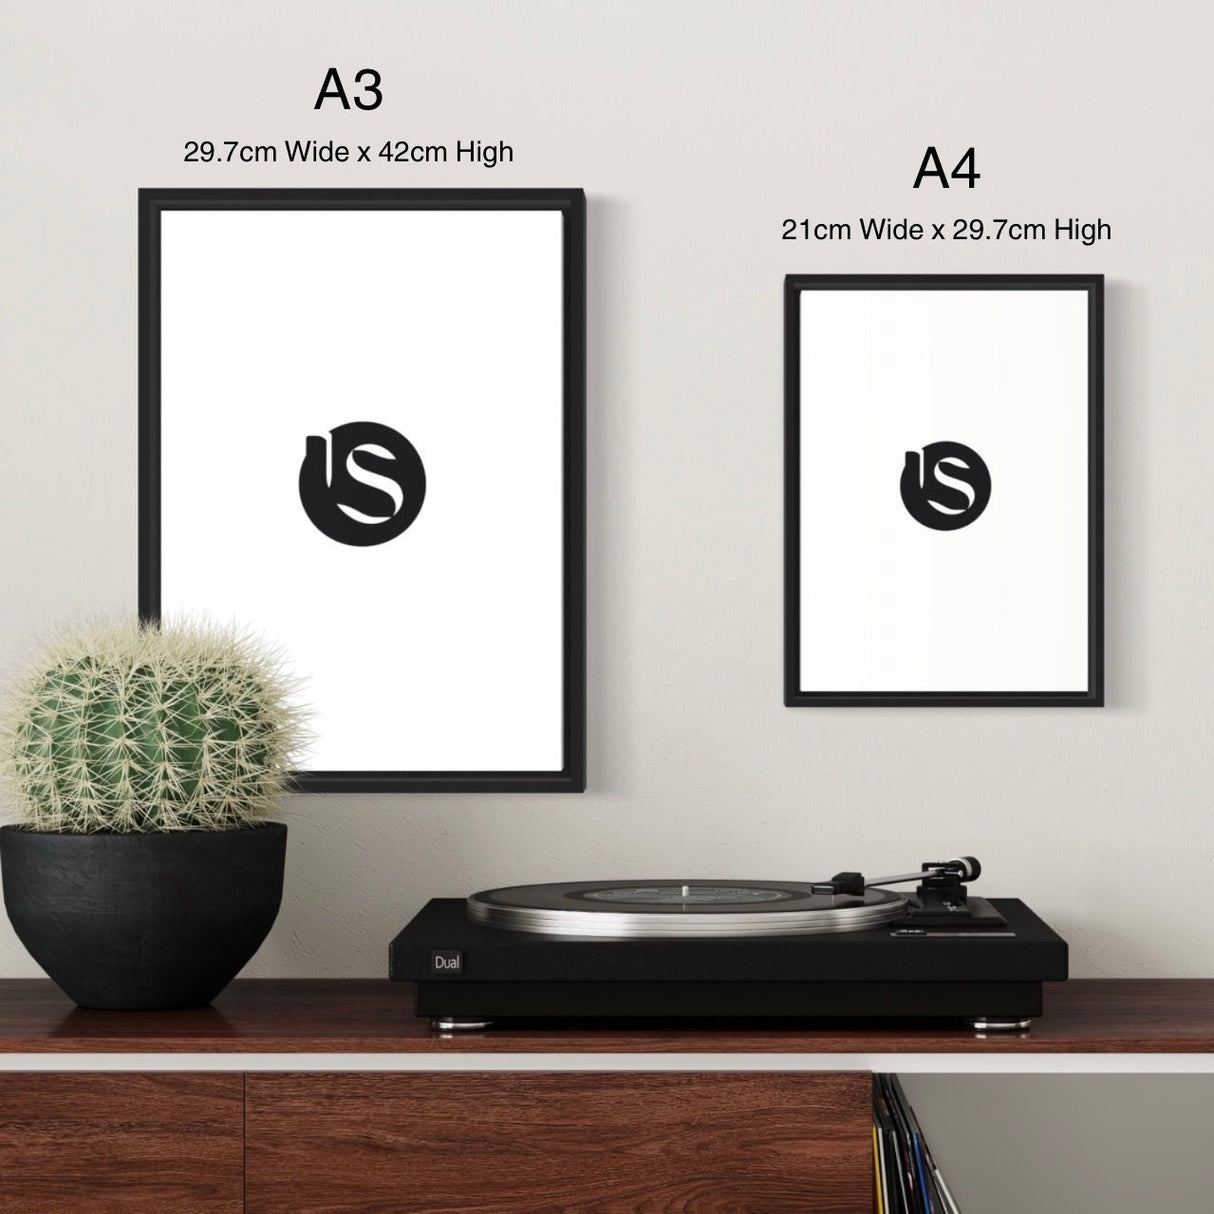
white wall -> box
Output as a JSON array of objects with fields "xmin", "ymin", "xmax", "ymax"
[
  {"xmin": 4, "ymin": 0, "xmax": 1208, "ymax": 980},
  {"xmin": 3, "ymin": 3, "xmax": 1212, "ymax": 1207}
]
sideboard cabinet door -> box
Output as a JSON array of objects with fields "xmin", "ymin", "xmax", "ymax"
[
  {"xmin": 0, "ymin": 1073, "xmax": 243, "ymax": 1213},
  {"xmin": 246, "ymin": 1071, "xmax": 872, "ymax": 1214}
]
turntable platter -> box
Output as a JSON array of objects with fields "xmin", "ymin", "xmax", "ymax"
[{"xmin": 466, "ymin": 879, "xmax": 908, "ymax": 937}]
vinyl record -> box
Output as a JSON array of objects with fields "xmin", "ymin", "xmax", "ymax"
[{"xmin": 467, "ymin": 879, "xmax": 907, "ymax": 937}]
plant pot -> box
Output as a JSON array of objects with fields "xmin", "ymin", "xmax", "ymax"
[{"xmin": 0, "ymin": 822, "xmax": 286, "ymax": 1010}]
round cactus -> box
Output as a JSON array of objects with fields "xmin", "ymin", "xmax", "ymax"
[{"xmin": 0, "ymin": 621, "xmax": 307, "ymax": 832}]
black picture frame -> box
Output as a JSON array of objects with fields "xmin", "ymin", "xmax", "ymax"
[
  {"xmin": 140, "ymin": 187, "xmax": 586, "ymax": 791},
  {"xmin": 784, "ymin": 273, "xmax": 1104, "ymax": 708}
]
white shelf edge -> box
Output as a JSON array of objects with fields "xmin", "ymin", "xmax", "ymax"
[{"xmin": 0, "ymin": 1052, "xmax": 1211, "ymax": 1074}]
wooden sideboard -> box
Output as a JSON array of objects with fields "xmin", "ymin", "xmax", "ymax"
[{"xmin": 0, "ymin": 979, "xmax": 1212, "ymax": 1212}]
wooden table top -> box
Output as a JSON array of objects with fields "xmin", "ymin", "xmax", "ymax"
[{"xmin": 0, "ymin": 979, "xmax": 1210, "ymax": 1054}]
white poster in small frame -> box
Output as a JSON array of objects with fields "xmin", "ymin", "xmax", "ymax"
[
  {"xmin": 785, "ymin": 274, "xmax": 1103, "ymax": 706},
  {"xmin": 140, "ymin": 188, "xmax": 586, "ymax": 790}
]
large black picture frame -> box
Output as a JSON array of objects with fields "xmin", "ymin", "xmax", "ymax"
[
  {"xmin": 140, "ymin": 187, "xmax": 586, "ymax": 791},
  {"xmin": 785, "ymin": 273, "xmax": 1104, "ymax": 708}
]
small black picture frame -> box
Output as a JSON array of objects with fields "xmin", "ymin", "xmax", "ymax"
[
  {"xmin": 785, "ymin": 273, "xmax": 1103, "ymax": 707},
  {"xmin": 140, "ymin": 188, "xmax": 586, "ymax": 790}
]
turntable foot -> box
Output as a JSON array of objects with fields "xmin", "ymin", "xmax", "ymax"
[
  {"xmin": 431, "ymin": 1017, "xmax": 494, "ymax": 1032},
  {"xmin": 971, "ymin": 1016, "xmax": 1032, "ymax": 1032}
]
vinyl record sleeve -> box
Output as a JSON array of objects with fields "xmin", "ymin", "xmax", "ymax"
[
  {"xmin": 878, "ymin": 1076, "xmax": 918, "ymax": 1214},
  {"xmin": 874, "ymin": 1125, "xmax": 886, "ymax": 1214},
  {"xmin": 892, "ymin": 1075, "xmax": 943, "ymax": 1214},
  {"xmin": 874, "ymin": 1086, "xmax": 905, "ymax": 1214},
  {"xmin": 881, "ymin": 1075, "xmax": 925, "ymax": 1214}
]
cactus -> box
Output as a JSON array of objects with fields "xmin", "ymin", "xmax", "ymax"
[{"xmin": 0, "ymin": 621, "xmax": 307, "ymax": 833}]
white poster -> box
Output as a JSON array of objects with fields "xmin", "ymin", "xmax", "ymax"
[
  {"xmin": 786, "ymin": 276, "xmax": 1102, "ymax": 705},
  {"xmin": 142, "ymin": 190, "xmax": 585, "ymax": 790}
]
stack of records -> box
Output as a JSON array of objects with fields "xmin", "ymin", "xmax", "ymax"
[{"xmin": 873, "ymin": 1075, "xmax": 961, "ymax": 1214}]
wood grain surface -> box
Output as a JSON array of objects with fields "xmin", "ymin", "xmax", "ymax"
[
  {"xmin": 0, "ymin": 979, "xmax": 1209, "ymax": 1054},
  {"xmin": 245, "ymin": 1070, "xmax": 872, "ymax": 1214},
  {"xmin": 0, "ymin": 1072, "xmax": 242, "ymax": 1212}
]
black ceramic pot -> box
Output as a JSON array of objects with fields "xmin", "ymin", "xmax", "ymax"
[{"xmin": 0, "ymin": 822, "xmax": 286, "ymax": 1010}]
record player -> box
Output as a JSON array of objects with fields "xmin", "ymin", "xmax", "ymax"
[{"xmin": 389, "ymin": 857, "xmax": 1067, "ymax": 1031}]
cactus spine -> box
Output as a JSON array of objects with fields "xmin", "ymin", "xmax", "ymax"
[{"xmin": 0, "ymin": 622, "xmax": 306, "ymax": 832}]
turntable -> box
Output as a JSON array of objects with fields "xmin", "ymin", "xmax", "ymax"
[{"xmin": 389, "ymin": 857, "xmax": 1067, "ymax": 1031}]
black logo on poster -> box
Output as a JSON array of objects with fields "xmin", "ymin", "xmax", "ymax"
[
  {"xmin": 900, "ymin": 441, "xmax": 991, "ymax": 531},
  {"xmin": 299, "ymin": 421, "xmax": 426, "ymax": 546}
]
